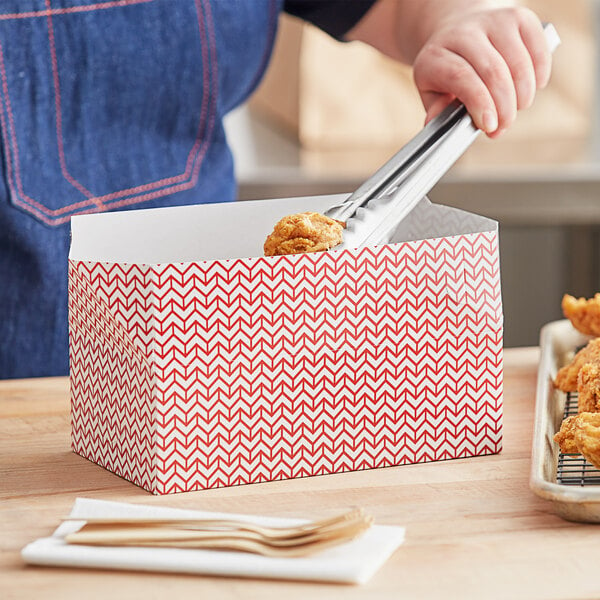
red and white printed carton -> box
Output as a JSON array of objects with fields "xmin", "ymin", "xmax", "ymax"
[{"xmin": 68, "ymin": 194, "xmax": 503, "ymax": 494}]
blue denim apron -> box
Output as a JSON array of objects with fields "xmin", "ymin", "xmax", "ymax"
[{"xmin": 0, "ymin": 0, "xmax": 282, "ymax": 378}]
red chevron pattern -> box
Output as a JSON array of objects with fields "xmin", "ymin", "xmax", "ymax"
[{"xmin": 69, "ymin": 231, "xmax": 503, "ymax": 494}]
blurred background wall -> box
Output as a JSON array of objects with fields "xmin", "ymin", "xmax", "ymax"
[{"xmin": 224, "ymin": 0, "xmax": 599, "ymax": 347}]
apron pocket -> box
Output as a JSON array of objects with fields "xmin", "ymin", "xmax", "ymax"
[{"xmin": 0, "ymin": 0, "xmax": 216, "ymax": 226}]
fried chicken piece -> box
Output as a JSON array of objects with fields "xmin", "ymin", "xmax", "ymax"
[
  {"xmin": 554, "ymin": 415, "xmax": 581, "ymax": 454},
  {"xmin": 554, "ymin": 337, "xmax": 600, "ymax": 392},
  {"xmin": 577, "ymin": 362, "xmax": 600, "ymax": 413},
  {"xmin": 562, "ymin": 293, "xmax": 600, "ymax": 336},
  {"xmin": 574, "ymin": 412, "xmax": 600, "ymax": 469},
  {"xmin": 264, "ymin": 212, "xmax": 345, "ymax": 257}
]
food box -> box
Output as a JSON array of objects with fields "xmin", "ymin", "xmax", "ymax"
[{"xmin": 68, "ymin": 194, "xmax": 503, "ymax": 494}]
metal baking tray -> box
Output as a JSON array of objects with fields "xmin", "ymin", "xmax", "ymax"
[{"xmin": 530, "ymin": 319, "xmax": 600, "ymax": 522}]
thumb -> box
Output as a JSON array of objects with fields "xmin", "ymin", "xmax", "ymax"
[{"xmin": 422, "ymin": 92, "xmax": 456, "ymax": 124}]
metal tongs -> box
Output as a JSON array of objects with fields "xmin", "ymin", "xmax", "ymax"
[{"xmin": 326, "ymin": 23, "xmax": 561, "ymax": 250}]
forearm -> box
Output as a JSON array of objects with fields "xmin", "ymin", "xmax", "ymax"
[{"xmin": 347, "ymin": 0, "xmax": 514, "ymax": 64}]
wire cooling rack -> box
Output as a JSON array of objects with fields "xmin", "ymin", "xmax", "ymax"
[{"xmin": 556, "ymin": 391, "xmax": 600, "ymax": 486}]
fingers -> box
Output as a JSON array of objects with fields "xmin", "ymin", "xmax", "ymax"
[
  {"xmin": 447, "ymin": 32, "xmax": 519, "ymax": 132},
  {"xmin": 488, "ymin": 9, "xmax": 551, "ymax": 107},
  {"xmin": 412, "ymin": 7, "xmax": 553, "ymax": 137},
  {"xmin": 414, "ymin": 42, "xmax": 502, "ymax": 134},
  {"xmin": 487, "ymin": 28, "xmax": 536, "ymax": 111},
  {"xmin": 517, "ymin": 9, "xmax": 553, "ymax": 90}
]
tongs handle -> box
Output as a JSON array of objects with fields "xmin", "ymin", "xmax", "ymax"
[
  {"xmin": 325, "ymin": 100, "xmax": 468, "ymax": 223},
  {"xmin": 339, "ymin": 107, "xmax": 478, "ymax": 249}
]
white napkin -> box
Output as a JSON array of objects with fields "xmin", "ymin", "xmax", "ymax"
[{"xmin": 21, "ymin": 498, "xmax": 405, "ymax": 584}]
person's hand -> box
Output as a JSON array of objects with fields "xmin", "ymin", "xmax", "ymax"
[{"xmin": 412, "ymin": 7, "xmax": 552, "ymax": 138}]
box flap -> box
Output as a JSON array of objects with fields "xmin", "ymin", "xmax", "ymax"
[{"xmin": 391, "ymin": 197, "xmax": 497, "ymax": 243}]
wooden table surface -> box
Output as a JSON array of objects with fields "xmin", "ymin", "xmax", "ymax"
[{"xmin": 2, "ymin": 347, "xmax": 599, "ymax": 600}]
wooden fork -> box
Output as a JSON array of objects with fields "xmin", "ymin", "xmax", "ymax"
[
  {"xmin": 63, "ymin": 507, "xmax": 365, "ymax": 538},
  {"xmin": 64, "ymin": 508, "xmax": 373, "ymax": 557}
]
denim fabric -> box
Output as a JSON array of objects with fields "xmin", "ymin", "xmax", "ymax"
[{"xmin": 0, "ymin": 0, "xmax": 282, "ymax": 378}]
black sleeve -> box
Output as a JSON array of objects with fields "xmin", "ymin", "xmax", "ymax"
[{"xmin": 283, "ymin": 0, "xmax": 377, "ymax": 41}]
